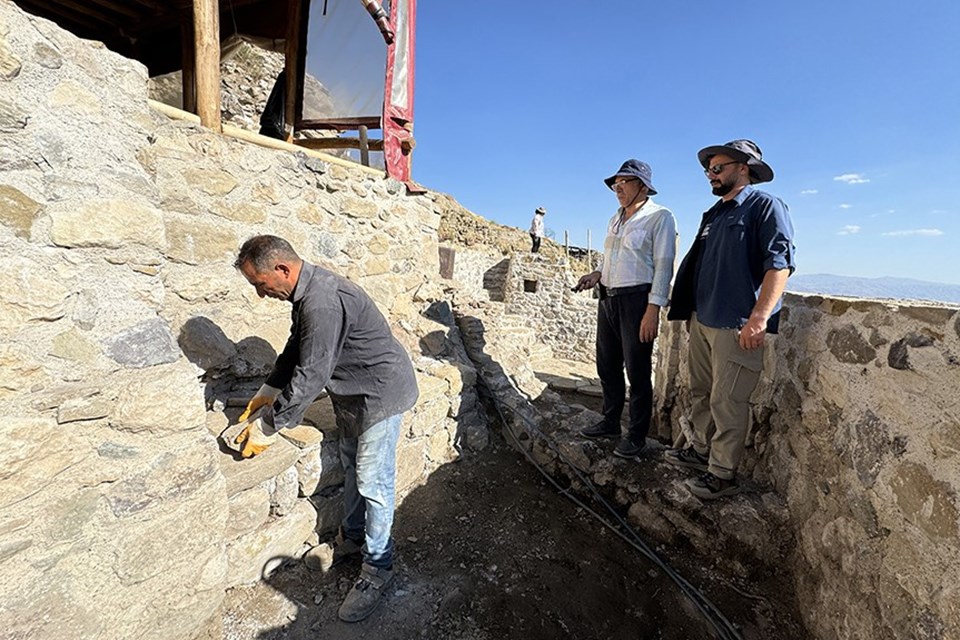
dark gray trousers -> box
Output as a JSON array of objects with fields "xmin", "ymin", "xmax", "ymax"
[{"xmin": 595, "ymin": 290, "xmax": 653, "ymax": 444}]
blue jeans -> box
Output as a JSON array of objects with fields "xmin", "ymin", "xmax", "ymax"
[{"xmin": 339, "ymin": 413, "xmax": 402, "ymax": 569}]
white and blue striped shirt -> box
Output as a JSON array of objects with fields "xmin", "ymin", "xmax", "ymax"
[{"xmin": 598, "ymin": 198, "xmax": 678, "ymax": 307}]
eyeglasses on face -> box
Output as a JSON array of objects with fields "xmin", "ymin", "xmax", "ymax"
[
  {"xmin": 610, "ymin": 178, "xmax": 639, "ymax": 191},
  {"xmin": 704, "ymin": 161, "xmax": 742, "ymax": 176}
]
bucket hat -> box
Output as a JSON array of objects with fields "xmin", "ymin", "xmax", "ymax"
[
  {"xmin": 603, "ymin": 159, "xmax": 657, "ymax": 195},
  {"xmin": 697, "ymin": 139, "xmax": 774, "ymax": 184},
  {"xmin": 534, "ymin": 206, "xmax": 546, "ymax": 215}
]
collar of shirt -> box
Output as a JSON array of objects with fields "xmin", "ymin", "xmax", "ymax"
[
  {"xmin": 609, "ymin": 198, "xmax": 659, "ymax": 233},
  {"xmin": 290, "ymin": 262, "xmax": 314, "ymax": 303}
]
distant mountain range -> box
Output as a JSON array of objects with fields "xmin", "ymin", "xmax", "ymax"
[{"xmin": 788, "ymin": 274, "xmax": 960, "ymax": 304}]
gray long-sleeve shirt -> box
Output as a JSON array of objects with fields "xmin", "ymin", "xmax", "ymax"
[{"xmin": 266, "ymin": 262, "xmax": 419, "ymax": 437}]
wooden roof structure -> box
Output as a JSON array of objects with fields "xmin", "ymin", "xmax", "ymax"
[
  {"xmin": 14, "ymin": 0, "xmax": 417, "ymax": 180},
  {"xmin": 15, "ymin": 0, "xmax": 309, "ymax": 138}
]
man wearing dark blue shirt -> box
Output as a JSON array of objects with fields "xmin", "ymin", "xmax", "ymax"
[{"xmin": 665, "ymin": 140, "xmax": 795, "ymax": 499}]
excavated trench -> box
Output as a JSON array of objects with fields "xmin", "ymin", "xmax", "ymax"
[{"xmin": 215, "ymin": 346, "xmax": 808, "ymax": 639}]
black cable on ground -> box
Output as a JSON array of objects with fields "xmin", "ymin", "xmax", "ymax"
[{"xmin": 475, "ymin": 375, "xmax": 744, "ymax": 640}]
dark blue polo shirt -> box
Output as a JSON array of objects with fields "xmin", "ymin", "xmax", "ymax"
[{"xmin": 693, "ymin": 185, "xmax": 795, "ymax": 332}]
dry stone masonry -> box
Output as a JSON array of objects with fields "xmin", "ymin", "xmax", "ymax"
[
  {"xmin": 0, "ymin": 4, "xmax": 483, "ymax": 638},
  {"xmin": 2, "ymin": 3, "xmax": 959, "ymax": 640}
]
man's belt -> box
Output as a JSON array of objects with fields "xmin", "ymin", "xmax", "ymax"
[{"xmin": 599, "ymin": 283, "xmax": 652, "ymax": 298}]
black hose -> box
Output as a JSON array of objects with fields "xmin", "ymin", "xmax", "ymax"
[{"xmin": 475, "ymin": 373, "xmax": 744, "ymax": 640}]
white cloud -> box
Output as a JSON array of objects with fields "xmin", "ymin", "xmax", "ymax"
[
  {"xmin": 839, "ymin": 203, "xmax": 853, "ymax": 209},
  {"xmin": 800, "ymin": 189, "xmax": 818, "ymax": 195},
  {"xmin": 837, "ymin": 225, "xmax": 861, "ymax": 235},
  {"xmin": 834, "ymin": 173, "xmax": 870, "ymax": 184},
  {"xmin": 881, "ymin": 228, "xmax": 945, "ymax": 237}
]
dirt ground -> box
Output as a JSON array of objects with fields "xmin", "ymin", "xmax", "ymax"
[{"xmin": 220, "ymin": 428, "xmax": 806, "ymax": 640}]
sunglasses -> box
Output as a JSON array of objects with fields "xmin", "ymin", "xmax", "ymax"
[
  {"xmin": 609, "ymin": 178, "xmax": 639, "ymax": 191},
  {"xmin": 704, "ymin": 161, "xmax": 742, "ymax": 176}
]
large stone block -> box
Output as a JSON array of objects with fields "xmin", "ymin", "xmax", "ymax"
[
  {"xmin": 164, "ymin": 215, "xmax": 239, "ymax": 265},
  {"xmin": 225, "ymin": 499, "xmax": 316, "ymax": 587},
  {"xmin": 219, "ymin": 437, "xmax": 301, "ymax": 497},
  {"xmin": 103, "ymin": 318, "xmax": 181, "ymax": 369},
  {"xmin": 110, "ymin": 360, "xmax": 206, "ymax": 435},
  {"xmin": 226, "ymin": 486, "xmax": 271, "ymax": 539},
  {"xmin": 49, "ymin": 199, "xmax": 166, "ymax": 250},
  {"xmin": 183, "ymin": 167, "xmax": 238, "ymax": 196},
  {"xmin": 395, "ymin": 439, "xmax": 426, "ymax": 493},
  {"xmin": 0, "ymin": 254, "xmax": 69, "ymax": 331},
  {"xmin": 0, "ymin": 184, "xmax": 41, "ymax": 238},
  {"xmin": 296, "ymin": 439, "xmax": 343, "ymax": 496},
  {"xmin": 888, "ymin": 462, "xmax": 959, "ymax": 544},
  {"xmin": 0, "ymin": 416, "xmax": 90, "ymax": 509}
]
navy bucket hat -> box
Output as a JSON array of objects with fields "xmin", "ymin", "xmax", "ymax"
[
  {"xmin": 697, "ymin": 139, "xmax": 774, "ymax": 184},
  {"xmin": 604, "ymin": 159, "xmax": 657, "ymax": 195}
]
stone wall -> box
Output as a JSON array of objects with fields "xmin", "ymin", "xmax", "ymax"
[
  {"xmin": 0, "ymin": 4, "xmax": 484, "ymax": 639},
  {"xmin": 658, "ymin": 294, "xmax": 960, "ymax": 639},
  {"xmin": 458, "ymin": 287, "xmax": 960, "ymax": 639}
]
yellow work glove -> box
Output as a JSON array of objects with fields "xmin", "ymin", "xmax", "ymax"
[
  {"xmin": 234, "ymin": 407, "xmax": 279, "ymax": 458},
  {"xmin": 238, "ymin": 384, "xmax": 281, "ymax": 422}
]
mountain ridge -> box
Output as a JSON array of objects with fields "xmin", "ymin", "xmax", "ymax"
[{"xmin": 788, "ymin": 273, "xmax": 960, "ymax": 304}]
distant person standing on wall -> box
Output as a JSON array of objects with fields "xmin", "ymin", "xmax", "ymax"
[
  {"xmin": 664, "ymin": 140, "xmax": 795, "ymax": 499},
  {"xmin": 573, "ymin": 160, "xmax": 677, "ymax": 460},
  {"xmin": 529, "ymin": 206, "xmax": 546, "ymax": 252}
]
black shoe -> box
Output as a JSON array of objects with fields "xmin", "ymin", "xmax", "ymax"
[
  {"xmin": 579, "ymin": 422, "xmax": 620, "ymax": 439},
  {"xmin": 685, "ymin": 472, "xmax": 740, "ymax": 499},
  {"xmin": 663, "ymin": 447, "xmax": 709, "ymax": 472},
  {"xmin": 613, "ymin": 438, "xmax": 644, "ymax": 459}
]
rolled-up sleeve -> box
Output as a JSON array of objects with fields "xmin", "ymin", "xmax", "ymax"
[{"xmin": 758, "ymin": 197, "xmax": 796, "ymax": 274}]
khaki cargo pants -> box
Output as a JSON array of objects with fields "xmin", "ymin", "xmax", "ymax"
[{"xmin": 687, "ymin": 314, "xmax": 764, "ymax": 480}]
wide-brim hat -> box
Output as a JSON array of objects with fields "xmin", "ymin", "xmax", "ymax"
[
  {"xmin": 534, "ymin": 206, "xmax": 546, "ymax": 215},
  {"xmin": 603, "ymin": 159, "xmax": 658, "ymax": 195},
  {"xmin": 697, "ymin": 139, "xmax": 774, "ymax": 184}
]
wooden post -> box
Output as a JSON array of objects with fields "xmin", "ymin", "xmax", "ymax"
[
  {"xmin": 358, "ymin": 125, "xmax": 370, "ymax": 166},
  {"xmin": 180, "ymin": 18, "xmax": 196, "ymax": 114},
  {"xmin": 192, "ymin": 0, "xmax": 221, "ymax": 131},
  {"xmin": 586, "ymin": 229, "xmax": 592, "ymax": 267},
  {"xmin": 284, "ymin": 0, "xmax": 303, "ymax": 142}
]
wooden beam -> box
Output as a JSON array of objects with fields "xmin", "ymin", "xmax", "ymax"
[
  {"xmin": 294, "ymin": 137, "xmax": 384, "ymax": 151},
  {"xmin": 294, "ymin": 0, "xmax": 311, "ymax": 129},
  {"xmin": 283, "ymin": 0, "xmax": 302, "ymax": 141},
  {"xmin": 180, "ymin": 18, "xmax": 196, "ymax": 113},
  {"xmin": 17, "ymin": 0, "xmax": 108, "ymax": 33},
  {"xmin": 298, "ymin": 116, "xmax": 383, "ymax": 131},
  {"xmin": 84, "ymin": 0, "xmax": 150, "ymax": 20},
  {"xmin": 358, "ymin": 125, "xmax": 370, "ymax": 166},
  {"xmin": 193, "ymin": 0, "xmax": 221, "ymax": 131},
  {"xmin": 149, "ymin": 99, "xmax": 385, "ymax": 177},
  {"xmin": 46, "ymin": 0, "xmax": 122, "ymax": 27}
]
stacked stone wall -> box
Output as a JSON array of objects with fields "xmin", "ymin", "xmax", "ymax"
[
  {"xmin": 657, "ymin": 294, "xmax": 960, "ymax": 639},
  {"xmin": 0, "ymin": 4, "xmax": 484, "ymax": 638}
]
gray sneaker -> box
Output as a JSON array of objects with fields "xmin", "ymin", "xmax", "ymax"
[
  {"xmin": 663, "ymin": 447, "xmax": 709, "ymax": 472},
  {"xmin": 685, "ymin": 472, "xmax": 740, "ymax": 500},
  {"xmin": 338, "ymin": 563, "xmax": 395, "ymax": 622},
  {"xmin": 332, "ymin": 530, "xmax": 363, "ymax": 567}
]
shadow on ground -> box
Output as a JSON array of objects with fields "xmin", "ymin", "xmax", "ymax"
[{"xmin": 222, "ymin": 438, "xmax": 720, "ymax": 640}]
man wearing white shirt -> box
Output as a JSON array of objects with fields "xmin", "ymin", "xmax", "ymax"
[
  {"xmin": 529, "ymin": 206, "xmax": 546, "ymax": 253},
  {"xmin": 574, "ymin": 160, "xmax": 677, "ymax": 459}
]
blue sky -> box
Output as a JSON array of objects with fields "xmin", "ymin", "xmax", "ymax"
[{"xmin": 411, "ymin": 1, "xmax": 960, "ymax": 284}]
